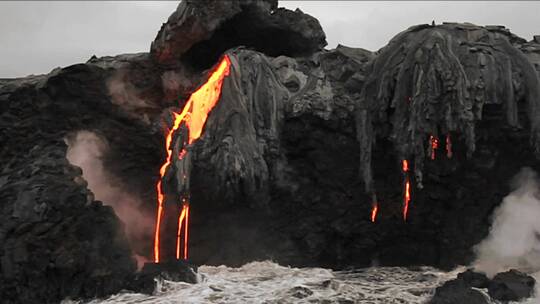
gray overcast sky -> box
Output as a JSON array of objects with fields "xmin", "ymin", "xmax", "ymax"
[{"xmin": 1, "ymin": 1, "xmax": 539, "ymax": 78}]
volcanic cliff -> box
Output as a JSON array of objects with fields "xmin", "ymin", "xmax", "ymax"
[{"xmin": 1, "ymin": 0, "xmax": 540, "ymax": 303}]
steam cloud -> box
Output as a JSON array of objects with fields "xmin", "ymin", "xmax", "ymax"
[
  {"xmin": 473, "ymin": 168, "xmax": 540, "ymax": 280},
  {"xmin": 65, "ymin": 130, "xmax": 153, "ymax": 268}
]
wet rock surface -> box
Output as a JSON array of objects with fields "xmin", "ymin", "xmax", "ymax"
[
  {"xmin": 488, "ymin": 269, "xmax": 535, "ymax": 302},
  {"xmin": 430, "ymin": 269, "xmax": 535, "ymax": 304},
  {"xmin": 127, "ymin": 261, "xmax": 198, "ymax": 295}
]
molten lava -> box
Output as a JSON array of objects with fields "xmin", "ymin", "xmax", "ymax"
[
  {"xmin": 402, "ymin": 159, "xmax": 409, "ymax": 172},
  {"xmin": 402, "ymin": 159, "xmax": 411, "ymax": 221},
  {"xmin": 371, "ymin": 203, "xmax": 379, "ymax": 223},
  {"xmin": 175, "ymin": 202, "xmax": 190, "ymax": 260},
  {"xmin": 403, "ymin": 177, "xmax": 411, "ymax": 221},
  {"xmin": 154, "ymin": 56, "xmax": 231, "ymax": 263},
  {"xmin": 430, "ymin": 135, "xmax": 439, "ymax": 160}
]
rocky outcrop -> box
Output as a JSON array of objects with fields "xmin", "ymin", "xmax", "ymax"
[
  {"xmin": 430, "ymin": 269, "xmax": 535, "ymax": 303},
  {"xmin": 0, "ymin": 63, "xmax": 163, "ymax": 302},
  {"xmin": 488, "ymin": 269, "xmax": 536, "ymax": 302},
  {"xmin": 357, "ymin": 23, "xmax": 540, "ymax": 194},
  {"xmin": 3, "ymin": 0, "xmax": 540, "ymax": 302},
  {"xmin": 127, "ymin": 261, "xmax": 198, "ymax": 295},
  {"xmin": 150, "ymin": 0, "xmax": 326, "ymax": 68}
]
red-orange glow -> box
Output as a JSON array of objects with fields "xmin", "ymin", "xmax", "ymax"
[
  {"xmin": 403, "ymin": 177, "xmax": 411, "ymax": 221},
  {"xmin": 371, "ymin": 203, "xmax": 378, "ymax": 223},
  {"xmin": 402, "ymin": 159, "xmax": 411, "ymax": 221},
  {"xmin": 402, "ymin": 159, "xmax": 409, "ymax": 172},
  {"xmin": 446, "ymin": 134, "xmax": 453, "ymax": 158},
  {"xmin": 178, "ymin": 148, "xmax": 187, "ymax": 160},
  {"xmin": 154, "ymin": 110, "xmax": 184, "ymax": 263},
  {"xmin": 175, "ymin": 205, "xmax": 187, "ymax": 260},
  {"xmin": 430, "ymin": 135, "xmax": 439, "ymax": 160},
  {"xmin": 154, "ymin": 56, "xmax": 231, "ymax": 263},
  {"xmin": 184, "ymin": 205, "xmax": 190, "ymax": 260}
]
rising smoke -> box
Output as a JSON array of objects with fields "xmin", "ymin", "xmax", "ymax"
[
  {"xmin": 474, "ymin": 168, "xmax": 540, "ymax": 279},
  {"xmin": 65, "ymin": 130, "xmax": 153, "ymax": 267}
]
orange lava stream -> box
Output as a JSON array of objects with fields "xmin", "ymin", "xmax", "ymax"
[
  {"xmin": 175, "ymin": 204, "xmax": 187, "ymax": 259},
  {"xmin": 402, "ymin": 159, "xmax": 411, "ymax": 221},
  {"xmin": 430, "ymin": 135, "xmax": 439, "ymax": 160},
  {"xmin": 371, "ymin": 203, "xmax": 379, "ymax": 223},
  {"xmin": 154, "ymin": 112, "xmax": 185, "ymax": 263},
  {"xmin": 154, "ymin": 56, "xmax": 231, "ymax": 263},
  {"xmin": 402, "ymin": 159, "xmax": 409, "ymax": 172},
  {"xmin": 403, "ymin": 177, "xmax": 411, "ymax": 221},
  {"xmin": 184, "ymin": 205, "xmax": 190, "ymax": 260}
]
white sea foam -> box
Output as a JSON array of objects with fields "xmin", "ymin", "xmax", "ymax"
[{"xmin": 64, "ymin": 261, "xmax": 465, "ymax": 304}]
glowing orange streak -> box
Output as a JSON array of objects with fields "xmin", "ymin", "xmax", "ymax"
[
  {"xmin": 183, "ymin": 205, "xmax": 190, "ymax": 260},
  {"xmin": 154, "ymin": 56, "xmax": 231, "ymax": 263},
  {"xmin": 402, "ymin": 159, "xmax": 409, "ymax": 172},
  {"xmin": 371, "ymin": 203, "xmax": 378, "ymax": 223},
  {"xmin": 175, "ymin": 205, "xmax": 187, "ymax": 259},
  {"xmin": 430, "ymin": 135, "xmax": 439, "ymax": 160},
  {"xmin": 154, "ymin": 112, "xmax": 184, "ymax": 263},
  {"xmin": 403, "ymin": 177, "xmax": 411, "ymax": 221}
]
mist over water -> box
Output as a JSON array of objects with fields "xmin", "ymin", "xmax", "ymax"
[
  {"xmin": 65, "ymin": 130, "xmax": 153, "ymax": 267},
  {"xmin": 474, "ymin": 168, "xmax": 540, "ymax": 278}
]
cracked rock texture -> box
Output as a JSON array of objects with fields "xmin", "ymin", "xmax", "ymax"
[{"xmin": 2, "ymin": 0, "xmax": 540, "ymax": 302}]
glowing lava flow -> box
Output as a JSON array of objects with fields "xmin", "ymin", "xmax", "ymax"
[
  {"xmin": 371, "ymin": 203, "xmax": 379, "ymax": 223},
  {"xmin": 430, "ymin": 135, "xmax": 439, "ymax": 160},
  {"xmin": 154, "ymin": 56, "xmax": 231, "ymax": 263},
  {"xmin": 402, "ymin": 160, "xmax": 411, "ymax": 221}
]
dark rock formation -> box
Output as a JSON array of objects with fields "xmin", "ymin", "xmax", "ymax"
[
  {"xmin": 151, "ymin": 0, "xmax": 326, "ymax": 68},
  {"xmin": 488, "ymin": 269, "xmax": 535, "ymax": 302},
  {"xmin": 127, "ymin": 261, "xmax": 198, "ymax": 295},
  {"xmin": 430, "ymin": 268, "xmax": 535, "ymax": 303},
  {"xmin": 352, "ymin": 22, "xmax": 540, "ymax": 268},
  {"xmin": 430, "ymin": 278, "xmax": 489, "ymax": 304},
  {"xmin": 457, "ymin": 269, "xmax": 490, "ymax": 289},
  {"xmin": 0, "ymin": 63, "xmax": 162, "ymax": 302},
  {"xmin": 358, "ymin": 22, "xmax": 540, "ymax": 193},
  {"xmin": 3, "ymin": 0, "xmax": 540, "ymax": 302}
]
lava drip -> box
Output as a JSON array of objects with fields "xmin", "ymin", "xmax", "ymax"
[
  {"xmin": 370, "ymin": 203, "xmax": 378, "ymax": 223},
  {"xmin": 154, "ymin": 55, "xmax": 231, "ymax": 263},
  {"xmin": 429, "ymin": 135, "xmax": 439, "ymax": 160},
  {"xmin": 402, "ymin": 160, "xmax": 411, "ymax": 221}
]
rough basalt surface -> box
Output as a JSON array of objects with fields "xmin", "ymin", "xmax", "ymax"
[
  {"xmin": 0, "ymin": 63, "xmax": 162, "ymax": 303},
  {"xmin": 2, "ymin": 0, "xmax": 540, "ymax": 302},
  {"xmin": 151, "ymin": 0, "xmax": 326, "ymax": 68},
  {"xmin": 430, "ymin": 268, "xmax": 535, "ymax": 303},
  {"xmin": 357, "ymin": 22, "xmax": 540, "ymax": 194}
]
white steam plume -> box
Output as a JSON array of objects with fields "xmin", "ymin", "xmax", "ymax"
[
  {"xmin": 65, "ymin": 130, "xmax": 152, "ymax": 268},
  {"xmin": 474, "ymin": 167, "xmax": 540, "ymax": 279}
]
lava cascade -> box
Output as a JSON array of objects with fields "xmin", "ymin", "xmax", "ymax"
[
  {"xmin": 402, "ymin": 160, "xmax": 411, "ymax": 221},
  {"xmin": 154, "ymin": 56, "xmax": 231, "ymax": 263}
]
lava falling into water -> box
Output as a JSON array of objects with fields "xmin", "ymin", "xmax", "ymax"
[
  {"xmin": 402, "ymin": 160, "xmax": 411, "ymax": 221},
  {"xmin": 154, "ymin": 56, "xmax": 231, "ymax": 263}
]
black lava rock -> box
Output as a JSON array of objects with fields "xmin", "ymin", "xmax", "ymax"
[
  {"xmin": 488, "ymin": 269, "xmax": 535, "ymax": 302},
  {"xmin": 457, "ymin": 269, "xmax": 490, "ymax": 289},
  {"xmin": 430, "ymin": 279, "xmax": 489, "ymax": 304},
  {"xmin": 127, "ymin": 261, "xmax": 198, "ymax": 295}
]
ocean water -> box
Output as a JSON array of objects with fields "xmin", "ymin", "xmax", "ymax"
[{"xmin": 66, "ymin": 261, "xmax": 471, "ymax": 304}]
